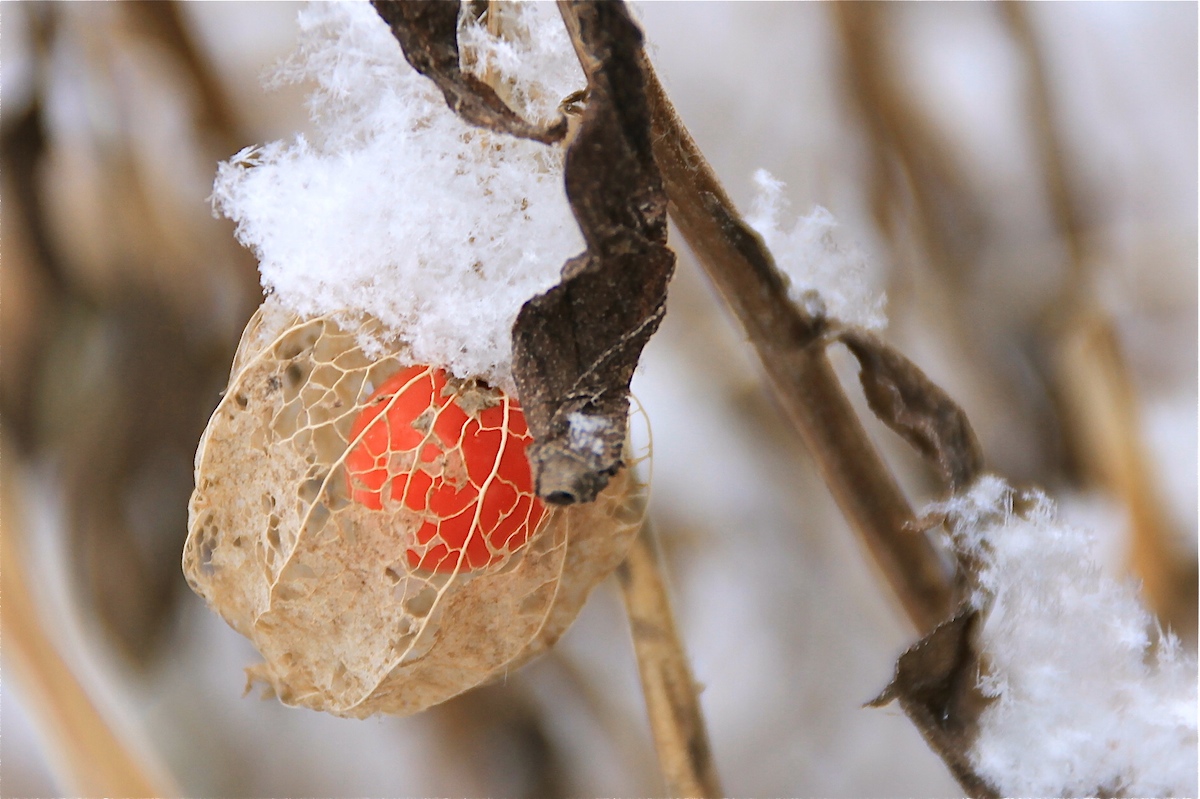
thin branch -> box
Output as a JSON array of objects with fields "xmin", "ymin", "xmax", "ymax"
[
  {"xmin": 616, "ymin": 519, "xmax": 722, "ymax": 799},
  {"xmin": 635, "ymin": 51, "xmax": 956, "ymax": 635}
]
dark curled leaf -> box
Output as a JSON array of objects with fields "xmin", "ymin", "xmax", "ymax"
[
  {"xmin": 371, "ymin": 0, "xmax": 567, "ymax": 145},
  {"xmin": 840, "ymin": 329, "xmax": 984, "ymax": 491},
  {"xmin": 511, "ymin": 2, "xmax": 675, "ymax": 504},
  {"xmin": 869, "ymin": 609, "xmax": 999, "ymax": 799}
]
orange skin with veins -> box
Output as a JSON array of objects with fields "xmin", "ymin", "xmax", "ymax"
[{"xmin": 345, "ymin": 365, "xmax": 545, "ymax": 573}]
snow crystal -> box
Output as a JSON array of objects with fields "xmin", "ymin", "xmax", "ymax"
[
  {"xmin": 934, "ymin": 475, "xmax": 1197, "ymax": 797},
  {"xmin": 566, "ymin": 411, "xmax": 607, "ymax": 458},
  {"xmin": 212, "ymin": 1, "xmax": 585, "ymax": 392},
  {"xmin": 745, "ymin": 169, "xmax": 886, "ymax": 330}
]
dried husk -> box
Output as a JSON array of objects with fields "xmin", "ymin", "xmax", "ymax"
[{"xmin": 183, "ymin": 299, "xmax": 643, "ymax": 718}]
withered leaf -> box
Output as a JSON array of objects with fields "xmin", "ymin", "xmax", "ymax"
[
  {"xmin": 840, "ymin": 329, "xmax": 984, "ymax": 491},
  {"xmin": 511, "ymin": 2, "xmax": 675, "ymax": 505},
  {"xmin": 869, "ymin": 608, "xmax": 999, "ymax": 799},
  {"xmin": 371, "ymin": 0, "xmax": 567, "ymax": 145}
]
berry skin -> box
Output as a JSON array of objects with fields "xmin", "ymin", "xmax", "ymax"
[{"xmin": 345, "ymin": 365, "xmax": 545, "ymax": 573}]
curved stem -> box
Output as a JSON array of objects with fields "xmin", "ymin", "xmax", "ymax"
[{"xmin": 617, "ymin": 519, "xmax": 722, "ymax": 799}]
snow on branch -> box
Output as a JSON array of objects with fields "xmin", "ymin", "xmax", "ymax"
[
  {"xmin": 211, "ymin": 2, "xmax": 585, "ymax": 393},
  {"xmin": 935, "ymin": 476, "xmax": 1197, "ymax": 797}
]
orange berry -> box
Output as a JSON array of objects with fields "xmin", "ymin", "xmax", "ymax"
[{"xmin": 345, "ymin": 365, "xmax": 545, "ymax": 573}]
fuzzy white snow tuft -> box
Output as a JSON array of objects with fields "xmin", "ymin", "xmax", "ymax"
[
  {"xmin": 934, "ymin": 475, "xmax": 1197, "ymax": 797},
  {"xmin": 212, "ymin": 2, "xmax": 585, "ymax": 392},
  {"xmin": 745, "ymin": 169, "xmax": 886, "ymax": 329}
]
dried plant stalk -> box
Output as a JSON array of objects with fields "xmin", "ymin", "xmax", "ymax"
[
  {"xmin": 833, "ymin": 1, "xmax": 1066, "ymax": 489},
  {"xmin": 1003, "ymin": 3, "xmax": 1196, "ymax": 638},
  {"xmin": 1055, "ymin": 314, "xmax": 1198, "ymax": 638},
  {"xmin": 832, "ymin": 2, "xmax": 984, "ymax": 288},
  {"xmin": 1001, "ymin": 2, "xmax": 1086, "ymax": 292},
  {"xmin": 618, "ymin": 18, "xmax": 998, "ymax": 794},
  {"xmin": 616, "ymin": 520, "xmax": 722, "ymax": 799},
  {"xmin": 634, "ymin": 57, "xmax": 955, "ymax": 635},
  {"xmin": 1, "ymin": 450, "xmax": 173, "ymax": 798}
]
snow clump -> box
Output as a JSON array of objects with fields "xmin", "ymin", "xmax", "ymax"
[
  {"xmin": 936, "ymin": 475, "xmax": 1197, "ymax": 797},
  {"xmin": 212, "ymin": 2, "xmax": 585, "ymax": 392},
  {"xmin": 745, "ymin": 169, "xmax": 886, "ymax": 330}
]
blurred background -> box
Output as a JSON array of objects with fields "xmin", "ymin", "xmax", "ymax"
[{"xmin": 2, "ymin": 3, "xmax": 1194, "ymax": 796}]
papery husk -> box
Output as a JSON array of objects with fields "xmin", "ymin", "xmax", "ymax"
[{"xmin": 183, "ymin": 299, "xmax": 643, "ymax": 718}]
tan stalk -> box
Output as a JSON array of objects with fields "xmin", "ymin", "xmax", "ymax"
[
  {"xmin": 616, "ymin": 519, "xmax": 723, "ymax": 799},
  {"xmin": 832, "ymin": 1, "xmax": 1066, "ymax": 488},
  {"xmin": 0, "ymin": 447, "xmax": 174, "ymax": 797},
  {"xmin": 1054, "ymin": 316, "xmax": 1198, "ymax": 639},
  {"xmin": 1000, "ymin": 3, "xmax": 1086, "ymax": 294},
  {"xmin": 1003, "ymin": 3, "xmax": 1197, "ymax": 638},
  {"xmin": 832, "ymin": 3, "xmax": 983, "ymax": 288},
  {"xmin": 484, "ymin": 0, "xmax": 502, "ymax": 91}
]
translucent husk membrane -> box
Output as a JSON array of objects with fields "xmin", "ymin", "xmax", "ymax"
[{"xmin": 184, "ymin": 299, "xmax": 644, "ymax": 718}]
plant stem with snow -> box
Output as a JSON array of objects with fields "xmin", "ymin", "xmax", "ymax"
[{"xmin": 632, "ymin": 45, "xmax": 956, "ymax": 636}]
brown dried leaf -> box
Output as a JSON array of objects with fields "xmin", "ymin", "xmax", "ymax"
[
  {"xmin": 869, "ymin": 608, "xmax": 998, "ymax": 799},
  {"xmin": 370, "ymin": 0, "xmax": 567, "ymax": 145},
  {"xmin": 511, "ymin": 1, "xmax": 675, "ymax": 505},
  {"xmin": 840, "ymin": 329, "xmax": 984, "ymax": 491},
  {"xmin": 184, "ymin": 302, "xmax": 645, "ymax": 718}
]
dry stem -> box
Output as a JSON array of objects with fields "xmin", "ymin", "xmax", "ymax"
[
  {"xmin": 638, "ymin": 61, "xmax": 955, "ymax": 635},
  {"xmin": 1055, "ymin": 314, "xmax": 1198, "ymax": 639},
  {"xmin": 1004, "ymin": 4, "xmax": 1197, "ymax": 638},
  {"xmin": 0, "ymin": 449, "xmax": 174, "ymax": 797},
  {"xmin": 1001, "ymin": 3, "xmax": 1087, "ymax": 296},
  {"xmin": 616, "ymin": 519, "xmax": 723, "ymax": 799},
  {"xmin": 832, "ymin": 3, "xmax": 983, "ymax": 288},
  {"xmin": 833, "ymin": 2, "xmax": 1067, "ymax": 488}
]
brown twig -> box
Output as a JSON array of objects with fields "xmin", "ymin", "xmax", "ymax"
[
  {"xmin": 616, "ymin": 519, "xmax": 722, "ymax": 799},
  {"xmin": 627, "ymin": 20, "xmax": 1009, "ymax": 793},
  {"xmin": 551, "ymin": 6, "xmax": 720, "ymax": 792},
  {"xmin": 636, "ymin": 56, "xmax": 956, "ymax": 635}
]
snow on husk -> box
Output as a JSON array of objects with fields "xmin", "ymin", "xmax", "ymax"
[{"xmin": 212, "ymin": 2, "xmax": 585, "ymax": 392}]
